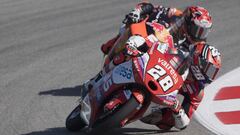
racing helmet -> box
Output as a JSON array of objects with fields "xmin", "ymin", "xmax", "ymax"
[
  {"xmin": 190, "ymin": 44, "xmax": 221, "ymax": 82},
  {"xmin": 184, "ymin": 6, "xmax": 213, "ymax": 41}
]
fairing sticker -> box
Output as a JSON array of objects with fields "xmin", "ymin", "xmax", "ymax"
[
  {"xmin": 112, "ymin": 60, "xmax": 135, "ymax": 84},
  {"xmin": 91, "ymin": 73, "xmax": 111, "ymax": 104},
  {"xmin": 137, "ymin": 53, "xmax": 150, "ymax": 79},
  {"xmin": 156, "ymin": 90, "xmax": 179, "ymax": 101}
]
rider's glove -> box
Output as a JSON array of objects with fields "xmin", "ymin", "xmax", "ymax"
[
  {"xmin": 124, "ymin": 35, "xmax": 145, "ymax": 57},
  {"xmin": 170, "ymin": 98, "xmax": 182, "ymax": 114},
  {"xmin": 124, "ymin": 8, "xmax": 141, "ymax": 24}
]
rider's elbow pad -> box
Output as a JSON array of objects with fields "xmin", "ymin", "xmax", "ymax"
[{"xmin": 173, "ymin": 109, "xmax": 190, "ymax": 130}]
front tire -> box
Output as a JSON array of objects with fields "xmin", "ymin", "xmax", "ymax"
[
  {"xmin": 92, "ymin": 96, "xmax": 140, "ymax": 133},
  {"xmin": 65, "ymin": 105, "xmax": 86, "ymax": 132}
]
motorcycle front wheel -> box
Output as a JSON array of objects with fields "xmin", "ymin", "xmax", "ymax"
[
  {"xmin": 92, "ymin": 96, "xmax": 140, "ymax": 133},
  {"xmin": 65, "ymin": 105, "xmax": 86, "ymax": 132}
]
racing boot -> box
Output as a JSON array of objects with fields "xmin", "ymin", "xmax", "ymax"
[{"xmin": 172, "ymin": 109, "xmax": 190, "ymax": 130}]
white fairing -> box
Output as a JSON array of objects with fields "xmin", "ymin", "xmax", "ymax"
[
  {"xmin": 80, "ymin": 95, "xmax": 91, "ymax": 125},
  {"xmin": 112, "ymin": 60, "xmax": 135, "ymax": 84},
  {"xmin": 79, "ymin": 60, "xmax": 136, "ymax": 126}
]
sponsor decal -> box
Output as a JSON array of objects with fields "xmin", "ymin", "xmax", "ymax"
[
  {"xmin": 147, "ymin": 64, "xmax": 174, "ymax": 92},
  {"xmin": 112, "ymin": 61, "xmax": 135, "ymax": 84},
  {"xmin": 103, "ymin": 77, "xmax": 113, "ymax": 92},
  {"xmin": 114, "ymin": 65, "xmax": 132, "ymax": 80},
  {"xmin": 158, "ymin": 58, "xmax": 178, "ymax": 84}
]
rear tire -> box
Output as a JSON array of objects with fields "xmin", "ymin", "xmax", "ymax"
[
  {"xmin": 92, "ymin": 96, "xmax": 140, "ymax": 133},
  {"xmin": 65, "ymin": 105, "xmax": 86, "ymax": 132}
]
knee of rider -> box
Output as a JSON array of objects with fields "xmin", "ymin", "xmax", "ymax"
[{"xmin": 173, "ymin": 109, "xmax": 190, "ymax": 130}]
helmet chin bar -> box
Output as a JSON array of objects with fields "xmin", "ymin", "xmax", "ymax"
[{"xmin": 190, "ymin": 22, "xmax": 210, "ymax": 41}]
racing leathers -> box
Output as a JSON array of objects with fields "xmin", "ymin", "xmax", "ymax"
[{"xmin": 100, "ymin": 2, "xmax": 211, "ymax": 130}]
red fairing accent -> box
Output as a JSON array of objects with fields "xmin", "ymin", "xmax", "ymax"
[
  {"xmin": 104, "ymin": 90, "xmax": 130, "ymax": 111},
  {"xmin": 132, "ymin": 90, "xmax": 144, "ymax": 104},
  {"xmin": 104, "ymin": 98, "xmax": 122, "ymax": 111}
]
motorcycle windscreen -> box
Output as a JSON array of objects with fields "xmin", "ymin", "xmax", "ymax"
[{"xmin": 143, "ymin": 45, "xmax": 184, "ymax": 95}]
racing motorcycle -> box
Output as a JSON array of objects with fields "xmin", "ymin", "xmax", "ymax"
[{"xmin": 65, "ymin": 17, "xmax": 188, "ymax": 134}]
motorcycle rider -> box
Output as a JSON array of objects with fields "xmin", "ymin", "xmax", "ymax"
[
  {"xmin": 83, "ymin": 2, "xmax": 222, "ymax": 130},
  {"xmin": 102, "ymin": 2, "xmax": 213, "ymax": 56}
]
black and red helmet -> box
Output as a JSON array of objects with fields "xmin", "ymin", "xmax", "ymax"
[{"xmin": 184, "ymin": 6, "xmax": 213, "ymax": 41}]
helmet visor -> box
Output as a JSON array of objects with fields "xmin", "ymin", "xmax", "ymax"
[{"xmin": 189, "ymin": 22, "xmax": 211, "ymax": 40}]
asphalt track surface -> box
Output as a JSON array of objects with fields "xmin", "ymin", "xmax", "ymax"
[{"xmin": 0, "ymin": 0, "xmax": 239, "ymax": 135}]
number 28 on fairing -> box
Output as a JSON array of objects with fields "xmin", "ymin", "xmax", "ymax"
[{"xmin": 147, "ymin": 65, "xmax": 173, "ymax": 92}]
